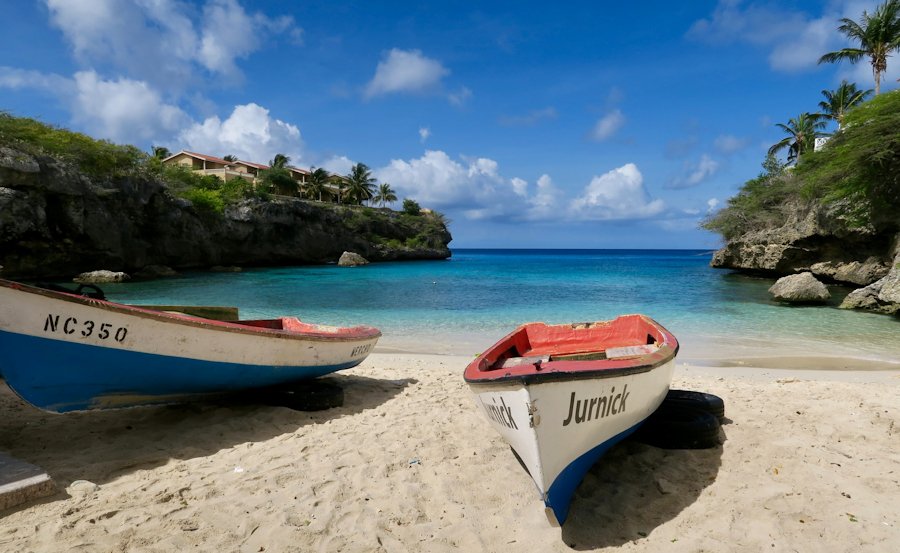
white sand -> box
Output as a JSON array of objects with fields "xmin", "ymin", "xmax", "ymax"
[{"xmin": 0, "ymin": 351, "xmax": 898, "ymax": 552}]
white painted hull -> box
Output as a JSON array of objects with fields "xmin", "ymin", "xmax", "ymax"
[
  {"xmin": 468, "ymin": 359, "xmax": 675, "ymax": 525},
  {"xmin": 0, "ymin": 280, "xmax": 380, "ymax": 412}
]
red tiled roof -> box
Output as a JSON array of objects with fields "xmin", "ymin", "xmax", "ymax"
[
  {"xmin": 236, "ymin": 160, "xmax": 270, "ymax": 170},
  {"xmin": 287, "ymin": 166, "xmax": 310, "ymax": 175},
  {"xmin": 162, "ymin": 150, "xmax": 233, "ymax": 165}
]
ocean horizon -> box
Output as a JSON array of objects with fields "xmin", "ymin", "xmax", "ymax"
[{"xmin": 91, "ymin": 248, "xmax": 900, "ymax": 365}]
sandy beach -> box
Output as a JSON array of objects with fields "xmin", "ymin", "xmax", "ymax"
[{"xmin": 1, "ymin": 349, "xmax": 898, "ymax": 553}]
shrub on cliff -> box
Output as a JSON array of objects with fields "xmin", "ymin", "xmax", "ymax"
[
  {"xmin": 704, "ymin": 90, "xmax": 900, "ymax": 239},
  {"xmin": 0, "ymin": 112, "xmax": 145, "ymax": 177},
  {"xmin": 794, "ymin": 89, "xmax": 900, "ymax": 228}
]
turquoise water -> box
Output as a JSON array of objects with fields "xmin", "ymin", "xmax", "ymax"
[{"xmin": 98, "ymin": 249, "xmax": 900, "ymax": 361}]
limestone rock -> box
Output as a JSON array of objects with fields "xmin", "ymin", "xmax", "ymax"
[
  {"xmin": 810, "ymin": 258, "xmax": 889, "ymax": 286},
  {"xmin": 840, "ymin": 253, "xmax": 900, "ymax": 315},
  {"xmin": 338, "ymin": 251, "xmax": 369, "ymax": 267},
  {"xmin": 74, "ymin": 270, "xmax": 130, "ymax": 283},
  {"xmin": 768, "ymin": 272, "xmax": 830, "ymax": 303}
]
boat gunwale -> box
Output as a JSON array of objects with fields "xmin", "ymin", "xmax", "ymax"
[
  {"xmin": 1, "ymin": 279, "xmax": 381, "ymax": 343},
  {"xmin": 463, "ymin": 315, "xmax": 678, "ymax": 385}
]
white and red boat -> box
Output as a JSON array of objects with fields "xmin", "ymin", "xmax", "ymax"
[
  {"xmin": 463, "ymin": 314, "xmax": 678, "ymax": 526},
  {"xmin": 0, "ymin": 279, "xmax": 381, "ymax": 413}
]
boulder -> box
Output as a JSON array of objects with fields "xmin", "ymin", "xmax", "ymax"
[
  {"xmin": 338, "ymin": 251, "xmax": 369, "ymax": 267},
  {"xmin": 73, "ymin": 270, "xmax": 130, "ymax": 283},
  {"xmin": 840, "ymin": 254, "xmax": 900, "ymax": 315},
  {"xmin": 768, "ymin": 272, "xmax": 830, "ymax": 304},
  {"xmin": 810, "ymin": 258, "xmax": 889, "ymax": 286}
]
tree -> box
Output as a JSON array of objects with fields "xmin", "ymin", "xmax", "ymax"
[
  {"xmin": 259, "ymin": 167, "xmax": 297, "ymax": 196},
  {"xmin": 402, "ymin": 198, "xmax": 421, "ymax": 215},
  {"xmin": 767, "ymin": 113, "xmax": 828, "ymax": 164},
  {"xmin": 373, "ymin": 182, "xmax": 398, "ymax": 207},
  {"xmin": 223, "ymin": 154, "xmax": 237, "ymax": 162},
  {"xmin": 818, "ymin": 80, "xmax": 873, "ymax": 128},
  {"xmin": 305, "ymin": 167, "xmax": 330, "ymax": 201},
  {"xmin": 818, "ymin": 0, "xmax": 900, "ymax": 95},
  {"xmin": 270, "ymin": 153, "xmax": 290, "ymax": 168},
  {"xmin": 345, "ymin": 162, "xmax": 376, "ymax": 205},
  {"xmin": 152, "ymin": 146, "xmax": 171, "ymax": 159}
]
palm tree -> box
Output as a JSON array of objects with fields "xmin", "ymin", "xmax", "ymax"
[
  {"xmin": 818, "ymin": 80, "xmax": 873, "ymax": 128},
  {"xmin": 345, "ymin": 163, "xmax": 377, "ymax": 205},
  {"xmin": 152, "ymin": 146, "xmax": 171, "ymax": 159},
  {"xmin": 818, "ymin": 0, "xmax": 900, "ymax": 95},
  {"xmin": 373, "ymin": 182, "xmax": 398, "ymax": 207},
  {"xmin": 270, "ymin": 153, "xmax": 290, "ymax": 168},
  {"xmin": 223, "ymin": 154, "xmax": 237, "ymax": 162},
  {"xmin": 767, "ymin": 113, "xmax": 828, "ymax": 164},
  {"xmin": 305, "ymin": 167, "xmax": 329, "ymax": 201}
]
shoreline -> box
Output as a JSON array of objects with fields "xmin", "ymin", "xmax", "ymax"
[{"xmin": 1, "ymin": 348, "xmax": 898, "ymax": 551}]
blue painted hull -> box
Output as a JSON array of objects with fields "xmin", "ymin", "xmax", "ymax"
[
  {"xmin": 543, "ymin": 420, "xmax": 644, "ymax": 525},
  {"xmin": 0, "ymin": 330, "xmax": 361, "ymax": 413}
]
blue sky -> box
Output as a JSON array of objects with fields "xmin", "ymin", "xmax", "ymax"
[{"xmin": 2, "ymin": 1, "xmax": 898, "ymax": 249}]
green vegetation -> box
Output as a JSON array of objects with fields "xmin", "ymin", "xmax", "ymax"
[
  {"xmin": 707, "ymin": 2, "xmax": 900, "ymax": 242},
  {"xmin": 705, "ymin": 90, "xmax": 900, "ymax": 238},
  {"xmin": 0, "ymin": 114, "xmax": 442, "ymax": 242},
  {"xmin": 818, "ymin": 0, "xmax": 900, "ymax": 95},
  {"xmin": 0, "ymin": 112, "xmax": 146, "ymax": 177}
]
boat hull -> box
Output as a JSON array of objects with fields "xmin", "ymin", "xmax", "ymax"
[
  {"xmin": 468, "ymin": 360, "xmax": 674, "ymax": 526},
  {"xmin": 0, "ymin": 280, "xmax": 380, "ymax": 412},
  {"xmin": 463, "ymin": 315, "xmax": 678, "ymax": 525}
]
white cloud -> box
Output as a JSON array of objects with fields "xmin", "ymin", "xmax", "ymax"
[
  {"xmin": 179, "ymin": 103, "xmax": 304, "ymax": 164},
  {"xmin": 448, "ymin": 86, "xmax": 473, "ymax": 107},
  {"xmin": 43, "ymin": 0, "xmax": 299, "ymax": 86},
  {"xmin": 687, "ymin": 1, "xmax": 885, "ymax": 74},
  {"xmin": 511, "ymin": 177, "xmax": 528, "ymax": 197},
  {"xmin": 714, "ymin": 134, "xmax": 748, "ymax": 154},
  {"xmin": 589, "ymin": 109, "xmax": 624, "ymax": 141},
  {"xmin": 707, "ymin": 198, "xmax": 720, "ymax": 213},
  {"xmin": 419, "ymin": 127, "xmax": 431, "ymax": 142},
  {"xmin": 365, "ymin": 49, "xmax": 450, "ymax": 98},
  {"xmin": 669, "ymin": 154, "xmax": 720, "ymax": 189},
  {"xmin": 320, "ymin": 155, "xmax": 354, "ymax": 175},
  {"xmin": 0, "ymin": 66, "xmax": 73, "ymax": 93},
  {"xmin": 570, "ymin": 163, "xmax": 665, "ymax": 220},
  {"xmin": 71, "ymin": 71, "xmax": 189, "ymax": 143}
]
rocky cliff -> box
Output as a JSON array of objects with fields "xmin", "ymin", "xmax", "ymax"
[
  {"xmin": 710, "ymin": 199, "xmax": 899, "ymax": 316},
  {"xmin": 0, "ymin": 146, "xmax": 451, "ymax": 280}
]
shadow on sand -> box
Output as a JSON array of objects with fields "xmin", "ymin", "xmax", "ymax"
[
  {"xmin": 0, "ymin": 374, "xmax": 414, "ymax": 513},
  {"xmin": 560, "ymin": 428, "xmax": 726, "ymax": 549}
]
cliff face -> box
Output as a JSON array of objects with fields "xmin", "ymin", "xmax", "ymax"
[
  {"xmin": 0, "ymin": 147, "xmax": 451, "ymax": 279},
  {"xmin": 710, "ymin": 199, "xmax": 899, "ymax": 315}
]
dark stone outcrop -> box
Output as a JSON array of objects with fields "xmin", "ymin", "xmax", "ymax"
[
  {"xmin": 0, "ymin": 148, "xmax": 452, "ymax": 280},
  {"xmin": 710, "ymin": 199, "xmax": 899, "ymax": 316}
]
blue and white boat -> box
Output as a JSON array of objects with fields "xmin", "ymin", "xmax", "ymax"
[
  {"xmin": 0, "ymin": 278, "xmax": 381, "ymax": 413},
  {"xmin": 463, "ymin": 315, "xmax": 678, "ymax": 526}
]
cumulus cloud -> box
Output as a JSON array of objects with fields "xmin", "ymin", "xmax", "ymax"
[
  {"xmin": 179, "ymin": 103, "xmax": 304, "ymax": 164},
  {"xmin": 0, "ymin": 66, "xmax": 74, "ymax": 93},
  {"xmin": 589, "ymin": 110, "xmax": 624, "ymax": 141},
  {"xmin": 714, "ymin": 134, "xmax": 748, "ymax": 154},
  {"xmin": 419, "ymin": 127, "xmax": 431, "ymax": 142},
  {"xmin": 44, "ymin": 0, "xmax": 299, "ymax": 86},
  {"xmin": 365, "ymin": 49, "xmax": 450, "ymax": 98},
  {"xmin": 570, "ymin": 164, "xmax": 665, "ymax": 220},
  {"xmin": 71, "ymin": 71, "xmax": 190, "ymax": 143},
  {"xmin": 669, "ymin": 154, "xmax": 720, "ymax": 189},
  {"xmin": 687, "ymin": 0, "xmax": 880, "ymax": 73}
]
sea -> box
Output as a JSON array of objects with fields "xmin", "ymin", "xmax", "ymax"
[{"xmin": 98, "ymin": 249, "xmax": 900, "ymax": 363}]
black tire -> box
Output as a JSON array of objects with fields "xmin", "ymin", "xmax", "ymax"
[
  {"xmin": 247, "ymin": 379, "xmax": 345, "ymax": 411},
  {"xmin": 665, "ymin": 389, "xmax": 725, "ymax": 422},
  {"xmin": 633, "ymin": 404, "xmax": 721, "ymax": 449}
]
